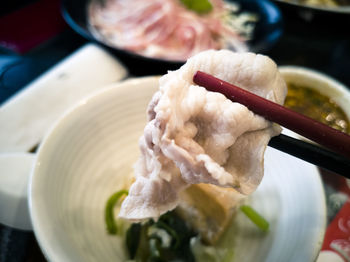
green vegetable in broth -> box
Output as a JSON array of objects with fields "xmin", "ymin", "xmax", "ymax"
[
  {"xmin": 125, "ymin": 211, "xmax": 197, "ymax": 262},
  {"xmin": 126, "ymin": 223, "xmax": 142, "ymax": 259},
  {"xmin": 240, "ymin": 205, "xmax": 269, "ymax": 232},
  {"xmin": 104, "ymin": 187, "xmax": 272, "ymax": 261},
  {"xmin": 105, "ymin": 189, "xmax": 128, "ymax": 234},
  {"xmin": 105, "ymin": 187, "xmax": 271, "ymax": 261}
]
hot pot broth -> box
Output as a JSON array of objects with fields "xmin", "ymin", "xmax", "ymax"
[{"xmin": 284, "ymin": 83, "xmax": 350, "ymax": 134}]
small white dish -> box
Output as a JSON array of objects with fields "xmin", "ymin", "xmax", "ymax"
[
  {"xmin": 279, "ymin": 66, "xmax": 350, "ymax": 139},
  {"xmin": 279, "ymin": 66, "xmax": 350, "ymax": 116},
  {"xmin": 29, "ymin": 76, "xmax": 326, "ymax": 262}
]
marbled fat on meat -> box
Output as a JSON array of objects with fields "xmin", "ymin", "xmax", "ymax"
[{"xmin": 119, "ymin": 50, "xmax": 287, "ymax": 221}]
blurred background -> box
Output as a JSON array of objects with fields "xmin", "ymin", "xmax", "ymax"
[{"xmin": 0, "ymin": 0, "xmax": 349, "ymax": 261}]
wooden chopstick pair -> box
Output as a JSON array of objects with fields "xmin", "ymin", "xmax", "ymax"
[{"xmin": 193, "ymin": 71, "xmax": 350, "ymax": 178}]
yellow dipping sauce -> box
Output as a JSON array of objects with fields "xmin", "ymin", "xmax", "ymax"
[{"xmin": 284, "ymin": 83, "xmax": 350, "ymax": 134}]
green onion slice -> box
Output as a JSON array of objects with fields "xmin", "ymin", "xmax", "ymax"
[
  {"xmin": 105, "ymin": 189, "xmax": 128, "ymax": 234},
  {"xmin": 180, "ymin": 0, "xmax": 213, "ymax": 14},
  {"xmin": 240, "ymin": 205, "xmax": 269, "ymax": 232}
]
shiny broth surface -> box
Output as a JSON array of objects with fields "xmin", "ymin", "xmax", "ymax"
[{"xmin": 284, "ymin": 83, "xmax": 350, "ymax": 134}]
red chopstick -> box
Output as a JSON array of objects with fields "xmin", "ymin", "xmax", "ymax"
[{"xmin": 193, "ymin": 71, "xmax": 350, "ymax": 159}]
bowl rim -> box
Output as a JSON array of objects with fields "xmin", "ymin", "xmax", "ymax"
[
  {"xmin": 278, "ymin": 65, "xmax": 350, "ymax": 116},
  {"xmin": 274, "ymin": 0, "xmax": 350, "ymax": 14}
]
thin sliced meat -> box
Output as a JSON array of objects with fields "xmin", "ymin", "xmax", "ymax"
[
  {"xmin": 88, "ymin": 0, "xmax": 249, "ymax": 61},
  {"xmin": 119, "ymin": 50, "xmax": 287, "ymax": 221}
]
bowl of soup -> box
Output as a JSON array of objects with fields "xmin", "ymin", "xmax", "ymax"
[{"xmin": 279, "ymin": 66, "xmax": 350, "ymax": 135}]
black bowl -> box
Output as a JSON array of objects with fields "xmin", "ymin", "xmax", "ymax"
[
  {"xmin": 62, "ymin": 0, "xmax": 284, "ymax": 75},
  {"xmin": 273, "ymin": 0, "xmax": 350, "ymax": 14},
  {"xmin": 273, "ymin": 0, "xmax": 350, "ymax": 27}
]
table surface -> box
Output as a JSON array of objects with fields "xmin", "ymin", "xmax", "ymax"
[{"xmin": 0, "ymin": 1, "xmax": 350, "ymax": 261}]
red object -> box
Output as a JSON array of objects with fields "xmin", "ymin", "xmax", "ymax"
[
  {"xmin": 322, "ymin": 201, "xmax": 350, "ymax": 261},
  {"xmin": 0, "ymin": 0, "xmax": 67, "ymax": 54},
  {"xmin": 193, "ymin": 71, "xmax": 350, "ymax": 159}
]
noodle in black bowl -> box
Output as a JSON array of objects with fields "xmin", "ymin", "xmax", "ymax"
[{"xmin": 61, "ymin": 0, "xmax": 283, "ymax": 75}]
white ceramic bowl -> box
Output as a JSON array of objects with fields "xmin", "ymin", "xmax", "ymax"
[{"xmin": 29, "ymin": 76, "xmax": 326, "ymax": 262}]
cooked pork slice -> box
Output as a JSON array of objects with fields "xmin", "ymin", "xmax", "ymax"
[{"xmin": 119, "ymin": 50, "xmax": 287, "ymax": 221}]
